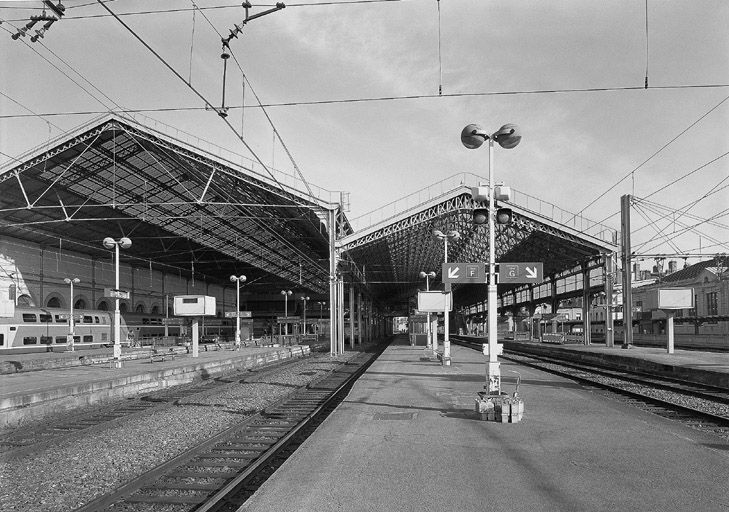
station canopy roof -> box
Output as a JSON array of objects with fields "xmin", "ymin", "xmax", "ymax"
[
  {"xmin": 1, "ymin": 115, "xmax": 618, "ymax": 315},
  {"xmin": 340, "ymin": 175, "xmax": 619, "ymax": 316},
  {"xmin": 0, "ymin": 114, "xmax": 345, "ymax": 296}
]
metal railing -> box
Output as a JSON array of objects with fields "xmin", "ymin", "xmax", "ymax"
[{"xmin": 349, "ymin": 172, "xmax": 617, "ymax": 244}]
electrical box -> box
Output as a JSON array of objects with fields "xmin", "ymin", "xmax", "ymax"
[
  {"xmin": 494, "ymin": 186, "xmax": 511, "ymax": 201},
  {"xmin": 173, "ymin": 295, "xmax": 216, "ymax": 316}
]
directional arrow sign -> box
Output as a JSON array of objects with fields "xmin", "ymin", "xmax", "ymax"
[
  {"xmin": 498, "ymin": 262, "xmax": 544, "ymax": 284},
  {"xmin": 442, "ymin": 263, "xmax": 486, "ymax": 283}
]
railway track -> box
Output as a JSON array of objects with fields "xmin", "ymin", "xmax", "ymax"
[
  {"xmin": 73, "ymin": 345, "xmax": 385, "ymax": 512},
  {"xmin": 450, "ymin": 336, "xmax": 729, "ymax": 438},
  {"xmin": 0, "ymin": 356, "xmax": 310, "ymax": 458}
]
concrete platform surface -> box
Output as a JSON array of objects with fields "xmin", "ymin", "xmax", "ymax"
[
  {"xmin": 239, "ymin": 338, "xmax": 729, "ymax": 512},
  {"xmin": 0, "ymin": 344, "xmax": 310, "ymax": 428}
]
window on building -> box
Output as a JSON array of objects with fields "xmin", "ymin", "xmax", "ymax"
[
  {"xmin": 689, "ymin": 295, "xmax": 697, "ymax": 317},
  {"xmin": 47, "ymin": 297, "xmax": 62, "ymax": 308},
  {"xmin": 707, "ymin": 292, "xmax": 718, "ymax": 316}
]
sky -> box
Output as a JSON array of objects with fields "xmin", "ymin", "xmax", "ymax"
[{"xmin": 1, "ymin": 0, "xmax": 728, "ymax": 269}]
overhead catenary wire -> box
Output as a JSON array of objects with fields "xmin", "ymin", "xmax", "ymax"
[
  {"xmin": 574, "ymin": 93, "xmax": 729, "ymax": 220},
  {"xmin": 644, "ymin": 0, "xmax": 649, "ymax": 89},
  {"xmin": 436, "ymin": 0, "xmax": 442, "ymax": 95},
  {"xmin": 95, "ymin": 0, "xmax": 329, "ymax": 281},
  {"xmin": 2, "ymin": 83, "xmax": 729, "ymax": 120},
  {"xmin": 632, "ymin": 169, "xmax": 729, "ymax": 253}
]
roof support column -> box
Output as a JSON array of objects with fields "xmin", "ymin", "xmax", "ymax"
[
  {"xmin": 604, "ymin": 253, "xmax": 615, "ymax": 347},
  {"xmin": 550, "ymin": 275, "xmax": 558, "ymax": 314},
  {"xmin": 357, "ymin": 289, "xmax": 362, "ymax": 345},
  {"xmin": 338, "ymin": 278, "xmax": 345, "ymax": 354},
  {"xmin": 328, "ymin": 207, "xmax": 337, "ymax": 356},
  {"xmin": 581, "ymin": 261, "xmax": 592, "ymax": 345},
  {"xmin": 349, "ymin": 281, "xmax": 355, "ymax": 349}
]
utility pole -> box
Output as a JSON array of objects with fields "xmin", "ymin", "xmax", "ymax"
[{"xmin": 620, "ymin": 194, "xmax": 633, "ymax": 348}]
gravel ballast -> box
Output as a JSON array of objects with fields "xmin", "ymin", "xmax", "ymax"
[{"xmin": 0, "ymin": 352, "xmax": 359, "ymax": 512}]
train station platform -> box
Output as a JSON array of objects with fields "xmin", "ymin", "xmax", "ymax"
[
  {"xmin": 239, "ymin": 335, "xmax": 729, "ymax": 512},
  {"xmin": 0, "ymin": 342, "xmax": 315, "ymax": 429},
  {"xmin": 502, "ymin": 340, "xmax": 729, "ymax": 389}
]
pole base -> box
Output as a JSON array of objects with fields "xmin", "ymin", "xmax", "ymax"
[{"xmin": 475, "ymin": 393, "xmax": 524, "ymax": 423}]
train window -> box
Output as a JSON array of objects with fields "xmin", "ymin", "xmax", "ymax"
[
  {"xmin": 0, "ymin": 334, "xmax": 4, "ymax": 346},
  {"xmin": 101, "ymin": 333, "xmax": 108, "ymax": 341},
  {"xmin": 40, "ymin": 314, "xmax": 52, "ymax": 323},
  {"xmin": 40, "ymin": 336, "xmax": 53, "ymax": 345},
  {"xmin": 83, "ymin": 335, "xmax": 93, "ymax": 343},
  {"xmin": 55, "ymin": 315, "xmax": 68, "ymax": 323},
  {"xmin": 95, "ymin": 316, "xmax": 100, "ymax": 324},
  {"xmin": 23, "ymin": 336, "xmax": 38, "ymax": 345},
  {"xmin": 22, "ymin": 314, "xmax": 37, "ymax": 323},
  {"xmin": 83, "ymin": 316, "xmax": 93, "ymax": 323},
  {"xmin": 55, "ymin": 336, "xmax": 67, "ymax": 344}
]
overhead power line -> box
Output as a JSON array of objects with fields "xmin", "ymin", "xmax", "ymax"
[
  {"xmin": 574, "ymin": 93, "xmax": 729, "ymax": 219},
  {"xmin": 2, "ymin": 83, "xmax": 729, "ymax": 120}
]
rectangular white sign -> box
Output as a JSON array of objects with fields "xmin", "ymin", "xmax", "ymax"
[
  {"xmin": 657, "ymin": 288, "xmax": 694, "ymax": 310},
  {"xmin": 173, "ymin": 295, "xmax": 216, "ymax": 316},
  {"xmin": 417, "ymin": 291, "xmax": 452, "ymax": 312}
]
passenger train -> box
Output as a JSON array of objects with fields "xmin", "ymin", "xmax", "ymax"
[
  {"xmin": 0, "ymin": 306, "xmax": 244, "ymax": 353},
  {"xmin": 0, "ymin": 306, "xmax": 189, "ymax": 353}
]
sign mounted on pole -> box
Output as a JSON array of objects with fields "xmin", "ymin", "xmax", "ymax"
[
  {"xmin": 498, "ymin": 262, "xmax": 544, "ymax": 284},
  {"xmin": 225, "ymin": 311, "xmax": 252, "ymax": 318},
  {"xmin": 441, "ymin": 262, "xmax": 486, "ymax": 284},
  {"xmin": 417, "ymin": 291, "xmax": 452, "ymax": 312}
]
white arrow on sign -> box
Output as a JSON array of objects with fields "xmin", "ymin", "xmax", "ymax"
[
  {"xmin": 448, "ymin": 266, "xmax": 460, "ymax": 279},
  {"xmin": 525, "ymin": 267, "xmax": 538, "ymax": 279}
]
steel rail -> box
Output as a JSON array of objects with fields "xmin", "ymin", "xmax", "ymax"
[{"xmin": 451, "ymin": 336, "xmax": 729, "ymax": 430}]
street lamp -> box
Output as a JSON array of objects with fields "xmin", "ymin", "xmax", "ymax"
[
  {"xmin": 103, "ymin": 237, "xmax": 131, "ymax": 364},
  {"xmin": 280, "ymin": 290, "xmax": 292, "ymax": 335},
  {"xmin": 461, "ymin": 122, "xmax": 521, "ymax": 395},
  {"xmin": 317, "ymin": 301, "xmax": 326, "ymax": 337},
  {"xmin": 433, "ymin": 230, "xmax": 460, "ymax": 366},
  {"xmin": 419, "ymin": 271, "xmax": 436, "ymax": 350},
  {"xmin": 63, "ymin": 277, "xmax": 80, "ymax": 352},
  {"xmin": 300, "ymin": 296, "xmax": 310, "ymax": 336},
  {"xmin": 230, "ymin": 274, "xmax": 247, "ymax": 347}
]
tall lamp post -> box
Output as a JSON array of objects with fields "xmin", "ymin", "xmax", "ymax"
[
  {"xmin": 317, "ymin": 301, "xmax": 326, "ymax": 337},
  {"xmin": 461, "ymin": 122, "xmax": 521, "ymax": 395},
  {"xmin": 230, "ymin": 274, "xmax": 247, "ymax": 346},
  {"xmin": 419, "ymin": 271, "xmax": 436, "ymax": 350},
  {"xmin": 433, "ymin": 229, "xmax": 460, "ymax": 366},
  {"xmin": 300, "ymin": 296, "xmax": 310, "ymax": 336},
  {"xmin": 280, "ymin": 290, "xmax": 292, "ymax": 335},
  {"xmin": 63, "ymin": 277, "xmax": 80, "ymax": 352},
  {"xmin": 103, "ymin": 236, "xmax": 132, "ymax": 365}
]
